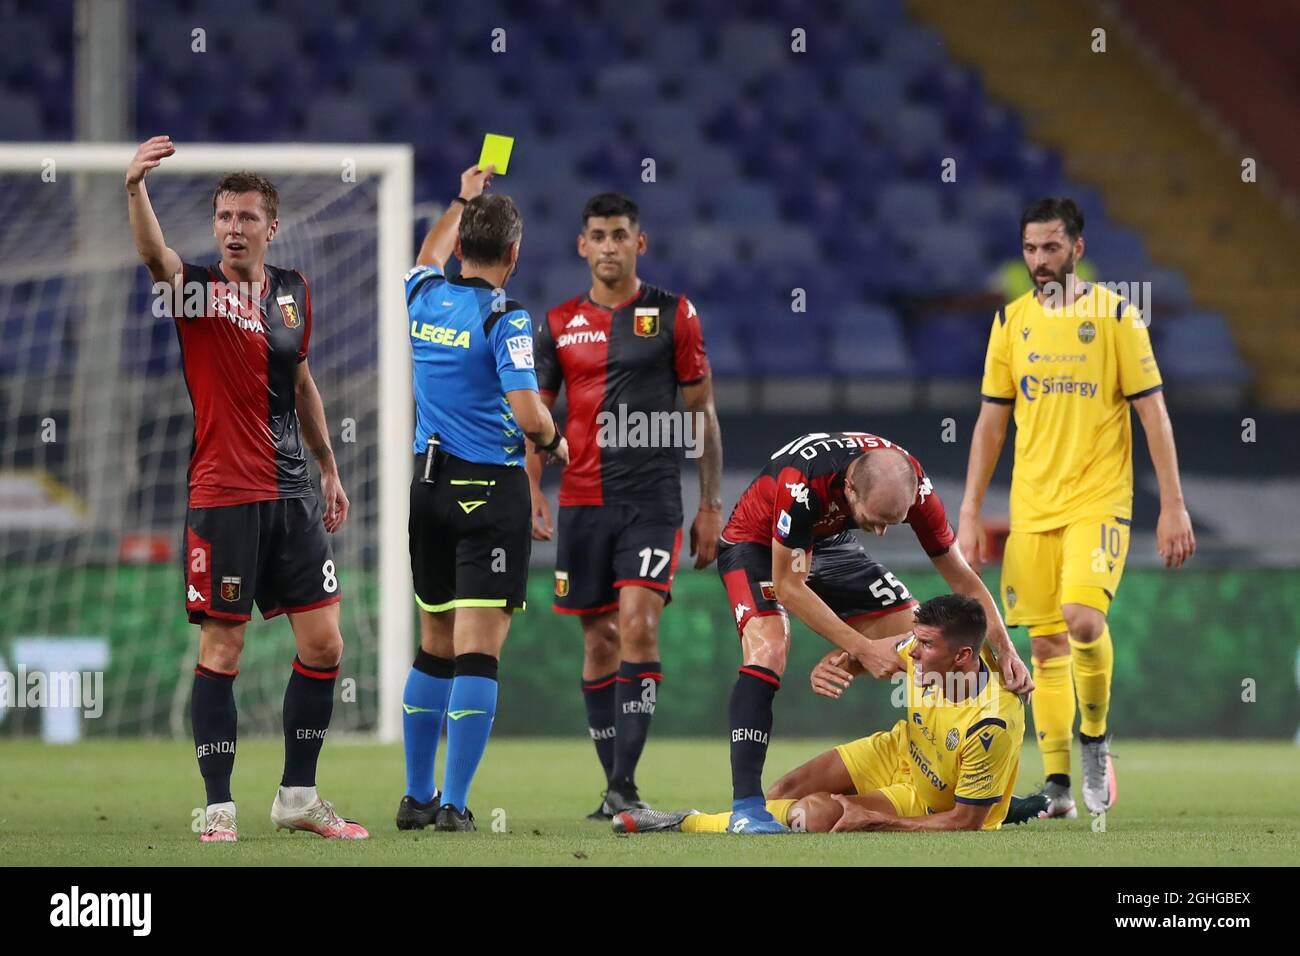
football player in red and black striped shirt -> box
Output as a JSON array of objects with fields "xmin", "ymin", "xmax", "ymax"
[
  {"xmin": 127, "ymin": 136, "xmax": 366, "ymax": 842},
  {"xmin": 528, "ymin": 193, "xmax": 723, "ymax": 819},
  {"xmin": 716, "ymin": 432, "xmax": 1032, "ymax": 833}
]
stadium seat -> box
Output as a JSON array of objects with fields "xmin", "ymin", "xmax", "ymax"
[
  {"xmin": 0, "ymin": 91, "xmax": 45, "ymax": 140},
  {"xmin": 718, "ymin": 21, "xmax": 789, "ymax": 81},
  {"xmin": 910, "ymin": 311, "xmax": 988, "ymax": 377},
  {"xmin": 875, "ymin": 181, "xmax": 945, "ymax": 228}
]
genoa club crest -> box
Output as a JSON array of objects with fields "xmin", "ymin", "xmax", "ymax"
[
  {"xmin": 759, "ymin": 581, "xmax": 777, "ymax": 602},
  {"xmin": 554, "ymin": 570, "xmax": 569, "ymax": 597},
  {"xmin": 633, "ymin": 307, "xmax": 659, "ymax": 337},
  {"xmin": 220, "ymin": 576, "xmax": 242, "ymax": 602},
  {"xmin": 277, "ymin": 294, "xmax": 301, "ymax": 329}
]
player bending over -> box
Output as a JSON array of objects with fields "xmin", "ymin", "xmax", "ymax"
[
  {"xmin": 714, "ymin": 431, "xmax": 1032, "ymax": 834},
  {"xmin": 127, "ymin": 135, "xmax": 365, "ymax": 841},
  {"xmin": 615, "ymin": 594, "xmax": 1026, "ymax": 834}
]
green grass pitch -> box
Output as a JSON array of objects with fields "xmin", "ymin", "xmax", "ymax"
[{"xmin": 1, "ymin": 737, "xmax": 1296, "ymax": 866}]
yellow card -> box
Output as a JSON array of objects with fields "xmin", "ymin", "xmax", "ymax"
[{"xmin": 478, "ymin": 133, "xmax": 514, "ymax": 175}]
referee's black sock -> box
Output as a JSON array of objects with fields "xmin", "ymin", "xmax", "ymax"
[
  {"xmin": 729, "ymin": 665, "xmax": 780, "ymax": 803},
  {"xmin": 609, "ymin": 660, "xmax": 661, "ymax": 793},
  {"xmin": 281, "ymin": 656, "xmax": 338, "ymax": 787},
  {"xmin": 192, "ymin": 663, "xmax": 238, "ymax": 805},
  {"xmin": 581, "ymin": 672, "xmax": 618, "ymax": 785}
]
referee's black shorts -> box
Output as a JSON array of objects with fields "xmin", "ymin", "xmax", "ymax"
[{"xmin": 409, "ymin": 452, "xmax": 531, "ymax": 613}]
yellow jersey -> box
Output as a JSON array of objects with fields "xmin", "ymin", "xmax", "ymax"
[
  {"xmin": 980, "ymin": 284, "xmax": 1163, "ymax": 532},
  {"xmin": 896, "ymin": 637, "xmax": 1025, "ymax": 828}
]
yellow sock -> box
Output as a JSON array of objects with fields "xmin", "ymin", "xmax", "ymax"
[
  {"xmin": 679, "ymin": 800, "xmax": 798, "ymax": 833},
  {"xmin": 1071, "ymin": 626, "xmax": 1113, "ymax": 737},
  {"xmin": 681, "ymin": 811, "xmax": 730, "ymax": 833},
  {"xmin": 1031, "ymin": 654, "xmax": 1075, "ymax": 777},
  {"xmin": 766, "ymin": 799, "xmax": 797, "ymax": 826}
]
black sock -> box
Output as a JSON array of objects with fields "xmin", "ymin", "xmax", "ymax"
[
  {"xmin": 609, "ymin": 660, "xmax": 662, "ymax": 792},
  {"xmin": 729, "ymin": 665, "xmax": 779, "ymax": 802},
  {"xmin": 281, "ymin": 656, "xmax": 338, "ymax": 787},
  {"xmin": 1047, "ymin": 773, "xmax": 1071, "ymax": 788},
  {"xmin": 1079, "ymin": 732, "xmax": 1105, "ymax": 744},
  {"xmin": 581, "ymin": 672, "xmax": 618, "ymax": 785},
  {"xmin": 192, "ymin": 663, "xmax": 238, "ymax": 805}
]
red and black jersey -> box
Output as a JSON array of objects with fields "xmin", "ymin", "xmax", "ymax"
[
  {"xmin": 535, "ymin": 281, "xmax": 709, "ymax": 516},
  {"xmin": 172, "ymin": 262, "xmax": 315, "ymax": 508},
  {"xmin": 722, "ymin": 432, "xmax": 955, "ymax": 557}
]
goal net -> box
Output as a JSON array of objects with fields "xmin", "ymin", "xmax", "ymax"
[{"xmin": 0, "ymin": 144, "xmax": 413, "ymax": 741}]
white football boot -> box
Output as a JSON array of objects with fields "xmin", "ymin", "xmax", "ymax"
[
  {"xmin": 200, "ymin": 801, "xmax": 238, "ymax": 843},
  {"xmin": 271, "ymin": 786, "xmax": 369, "ymax": 839}
]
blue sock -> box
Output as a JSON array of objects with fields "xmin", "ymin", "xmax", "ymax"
[
  {"xmin": 441, "ymin": 654, "xmax": 499, "ymax": 812},
  {"xmin": 402, "ymin": 650, "xmax": 454, "ymax": 804}
]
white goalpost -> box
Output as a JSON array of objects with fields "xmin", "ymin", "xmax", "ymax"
[{"xmin": 0, "ymin": 143, "xmax": 414, "ymax": 743}]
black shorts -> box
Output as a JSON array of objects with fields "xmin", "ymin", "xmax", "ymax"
[
  {"xmin": 409, "ymin": 453, "xmax": 531, "ymax": 613},
  {"xmin": 183, "ymin": 496, "xmax": 340, "ymax": 625},
  {"xmin": 717, "ymin": 530, "xmax": 918, "ymax": 637},
  {"xmin": 553, "ymin": 503, "xmax": 683, "ymax": 615}
]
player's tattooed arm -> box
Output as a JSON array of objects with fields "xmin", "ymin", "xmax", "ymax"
[
  {"xmin": 296, "ymin": 360, "xmax": 349, "ymax": 532},
  {"xmin": 931, "ymin": 547, "xmax": 1032, "ymax": 694},
  {"xmin": 125, "ymin": 135, "xmax": 183, "ymax": 285},
  {"xmin": 1132, "ymin": 391, "xmax": 1195, "ymax": 569},
  {"xmin": 682, "ymin": 375, "xmax": 723, "ymax": 568},
  {"xmin": 415, "ymin": 163, "xmax": 495, "ymax": 269}
]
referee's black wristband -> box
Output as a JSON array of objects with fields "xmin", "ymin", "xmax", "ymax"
[
  {"xmin": 451, "ymin": 196, "xmax": 469, "ymax": 207},
  {"xmin": 538, "ymin": 429, "xmax": 563, "ymax": 453}
]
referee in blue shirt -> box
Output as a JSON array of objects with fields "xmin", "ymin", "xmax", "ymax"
[{"xmin": 397, "ymin": 164, "xmax": 568, "ymax": 832}]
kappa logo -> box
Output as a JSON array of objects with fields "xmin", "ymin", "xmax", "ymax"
[
  {"xmin": 187, "ymin": 584, "xmax": 204, "ymax": 604},
  {"xmin": 917, "ymin": 475, "xmax": 933, "ymax": 504},
  {"xmin": 565, "ymin": 315, "xmax": 591, "ymax": 328},
  {"xmin": 734, "ymin": 602, "xmax": 751, "ymax": 623},
  {"xmin": 784, "ymin": 481, "xmax": 811, "ymax": 509}
]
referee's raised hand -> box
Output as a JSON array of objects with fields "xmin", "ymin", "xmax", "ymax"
[{"xmin": 459, "ymin": 163, "xmax": 496, "ymax": 201}]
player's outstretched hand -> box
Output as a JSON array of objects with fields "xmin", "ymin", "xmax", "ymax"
[
  {"xmin": 853, "ymin": 638, "xmax": 902, "ymax": 680},
  {"xmin": 956, "ymin": 509, "xmax": 986, "ymax": 575},
  {"xmin": 531, "ymin": 489, "xmax": 553, "ymax": 541},
  {"xmin": 321, "ymin": 470, "xmax": 350, "ymax": 533},
  {"xmin": 459, "ymin": 163, "xmax": 495, "ymax": 201},
  {"xmin": 126, "ymin": 135, "xmax": 175, "ymax": 187},
  {"xmin": 689, "ymin": 508, "xmax": 721, "ymax": 569},
  {"xmin": 998, "ymin": 651, "xmax": 1033, "ymax": 695},
  {"xmin": 830, "ymin": 795, "xmax": 891, "ymax": 832},
  {"xmin": 810, "ymin": 651, "xmax": 856, "ymax": 699},
  {"xmin": 1156, "ymin": 505, "xmax": 1195, "ymax": 569}
]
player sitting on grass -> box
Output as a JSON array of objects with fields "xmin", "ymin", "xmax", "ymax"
[{"xmin": 614, "ymin": 594, "xmax": 1027, "ymax": 834}]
